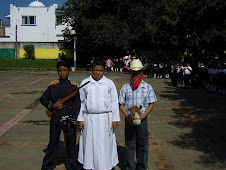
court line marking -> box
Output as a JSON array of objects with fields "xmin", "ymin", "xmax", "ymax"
[{"xmin": 0, "ymin": 109, "xmax": 32, "ymax": 137}]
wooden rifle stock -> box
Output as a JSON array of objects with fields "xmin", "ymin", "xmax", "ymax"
[{"xmin": 46, "ymin": 81, "xmax": 90, "ymax": 117}]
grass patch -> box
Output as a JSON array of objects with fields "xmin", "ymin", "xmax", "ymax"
[{"xmin": 0, "ymin": 59, "xmax": 58, "ymax": 68}]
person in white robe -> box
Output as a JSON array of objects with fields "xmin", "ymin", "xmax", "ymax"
[{"xmin": 77, "ymin": 59, "xmax": 120, "ymax": 170}]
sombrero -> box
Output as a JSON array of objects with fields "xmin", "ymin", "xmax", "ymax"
[{"xmin": 125, "ymin": 59, "xmax": 148, "ymax": 71}]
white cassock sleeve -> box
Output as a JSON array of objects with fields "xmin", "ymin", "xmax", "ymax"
[
  {"xmin": 110, "ymin": 81, "xmax": 120, "ymax": 122},
  {"xmin": 77, "ymin": 80, "xmax": 86, "ymax": 121}
]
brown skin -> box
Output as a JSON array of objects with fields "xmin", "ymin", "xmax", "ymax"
[
  {"xmin": 78, "ymin": 65, "xmax": 118, "ymax": 130},
  {"xmin": 53, "ymin": 66, "xmax": 71, "ymax": 111},
  {"xmin": 119, "ymin": 69, "xmax": 155, "ymax": 126},
  {"xmin": 130, "ymin": 69, "xmax": 143, "ymax": 78},
  {"xmin": 119, "ymin": 105, "xmax": 135, "ymax": 126},
  {"xmin": 91, "ymin": 65, "xmax": 105, "ymax": 81}
]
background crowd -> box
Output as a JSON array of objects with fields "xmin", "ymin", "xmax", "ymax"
[{"xmin": 90, "ymin": 56, "xmax": 226, "ymax": 95}]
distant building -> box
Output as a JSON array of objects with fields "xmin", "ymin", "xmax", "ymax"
[{"xmin": 0, "ymin": 0, "xmax": 70, "ymax": 59}]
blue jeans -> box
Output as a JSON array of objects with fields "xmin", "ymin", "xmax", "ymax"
[{"xmin": 125, "ymin": 117, "xmax": 149, "ymax": 170}]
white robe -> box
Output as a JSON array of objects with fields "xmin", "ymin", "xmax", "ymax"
[{"xmin": 77, "ymin": 75, "xmax": 120, "ymax": 170}]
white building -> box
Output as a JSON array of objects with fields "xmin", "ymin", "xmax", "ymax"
[
  {"xmin": 2, "ymin": 0, "xmax": 67, "ymax": 42},
  {"xmin": 0, "ymin": 0, "xmax": 71, "ymax": 59}
]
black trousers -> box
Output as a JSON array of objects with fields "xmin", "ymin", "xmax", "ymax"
[
  {"xmin": 41, "ymin": 124, "xmax": 77, "ymax": 170},
  {"xmin": 184, "ymin": 74, "xmax": 191, "ymax": 87}
]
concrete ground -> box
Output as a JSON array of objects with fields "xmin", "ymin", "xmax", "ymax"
[{"xmin": 0, "ymin": 69, "xmax": 226, "ymax": 170}]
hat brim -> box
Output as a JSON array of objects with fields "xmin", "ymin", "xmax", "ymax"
[{"xmin": 124, "ymin": 63, "xmax": 148, "ymax": 71}]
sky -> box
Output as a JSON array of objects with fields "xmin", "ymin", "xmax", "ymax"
[{"xmin": 0, "ymin": 0, "xmax": 67, "ymax": 25}]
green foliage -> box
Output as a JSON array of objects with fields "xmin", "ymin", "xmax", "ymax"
[
  {"xmin": 153, "ymin": 0, "xmax": 226, "ymax": 60},
  {"xmin": 23, "ymin": 44, "xmax": 35, "ymax": 59},
  {"xmin": 60, "ymin": 0, "xmax": 226, "ymax": 63},
  {"xmin": 60, "ymin": 0, "xmax": 154, "ymax": 57}
]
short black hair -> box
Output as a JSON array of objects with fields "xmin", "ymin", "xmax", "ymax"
[
  {"xmin": 92, "ymin": 59, "xmax": 105, "ymax": 69},
  {"xmin": 57, "ymin": 60, "xmax": 71, "ymax": 70}
]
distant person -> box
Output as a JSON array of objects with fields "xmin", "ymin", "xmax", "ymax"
[
  {"xmin": 178, "ymin": 63, "xmax": 184, "ymax": 87},
  {"xmin": 114, "ymin": 58, "xmax": 120, "ymax": 72},
  {"xmin": 208, "ymin": 64, "xmax": 218, "ymax": 92},
  {"xmin": 197, "ymin": 62, "xmax": 205, "ymax": 87},
  {"xmin": 106, "ymin": 58, "xmax": 112, "ymax": 72},
  {"xmin": 119, "ymin": 58, "xmax": 124, "ymax": 72},
  {"xmin": 158, "ymin": 62, "xmax": 165, "ymax": 78},
  {"xmin": 183, "ymin": 62, "xmax": 192, "ymax": 87}
]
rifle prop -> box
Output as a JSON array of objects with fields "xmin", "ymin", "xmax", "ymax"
[{"xmin": 46, "ymin": 81, "xmax": 90, "ymax": 117}]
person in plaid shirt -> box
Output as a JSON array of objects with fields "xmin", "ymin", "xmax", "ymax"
[{"xmin": 119, "ymin": 59, "xmax": 157, "ymax": 170}]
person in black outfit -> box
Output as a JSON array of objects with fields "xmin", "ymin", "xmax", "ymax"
[
  {"xmin": 114, "ymin": 58, "xmax": 120, "ymax": 72},
  {"xmin": 119, "ymin": 58, "xmax": 124, "ymax": 72},
  {"xmin": 40, "ymin": 60, "xmax": 81, "ymax": 170}
]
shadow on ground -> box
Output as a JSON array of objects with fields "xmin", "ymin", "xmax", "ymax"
[
  {"xmin": 159, "ymin": 81, "xmax": 226, "ymax": 169},
  {"xmin": 42, "ymin": 142, "xmax": 83, "ymax": 170},
  {"xmin": 42, "ymin": 143, "xmax": 126, "ymax": 170}
]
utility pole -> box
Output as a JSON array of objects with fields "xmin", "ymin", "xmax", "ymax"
[
  {"xmin": 70, "ymin": 29, "xmax": 77, "ymax": 71},
  {"xmin": 15, "ymin": 24, "xmax": 18, "ymax": 59}
]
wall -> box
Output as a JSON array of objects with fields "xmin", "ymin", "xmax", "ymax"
[
  {"xmin": 20, "ymin": 48, "xmax": 61, "ymax": 59},
  {"xmin": 0, "ymin": 42, "xmax": 72, "ymax": 59},
  {"xmin": 0, "ymin": 42, "xmax": 15, "ymax": 58},
  {"xmin": 0, "ymin": 49, "xmax": 15, "ymax": 59}
]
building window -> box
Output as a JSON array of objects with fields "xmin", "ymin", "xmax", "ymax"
[{"xmin": 22, "ymin": 16, "xmax": 36, "ymax": 25}]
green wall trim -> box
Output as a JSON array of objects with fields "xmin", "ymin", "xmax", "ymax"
[{"xmin": 0, "ymin": 49, "xmax": 15, "ymax": 59}]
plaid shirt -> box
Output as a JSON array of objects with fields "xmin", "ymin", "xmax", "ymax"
[{"xmin": 119, "ymin": 80, "xmax": 157, "ymax": 114}]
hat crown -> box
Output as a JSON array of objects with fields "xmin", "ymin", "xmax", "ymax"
[{"xmin": 130, "ymin": 59, "xmax": 144, "ymax": 71}]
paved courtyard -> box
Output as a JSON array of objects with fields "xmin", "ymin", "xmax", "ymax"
[{"xmin": 0, "ymin": 69, "xmax": 226, "ymax": 170}]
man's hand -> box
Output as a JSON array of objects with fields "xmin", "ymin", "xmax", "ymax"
[
  {"xmin": 53, "ymin": 100, "xmax": 63, "ymax": 110},
  {"xmin": 78, "ymin": 121, "xmax": 85, "ymax": 130},
  {"xmin": 140, "ymin": 114, "xmax": 146, "ymax": 121},
  {"xmin": 141, "ymin": 103, "xmax": 154, "ymax": 121},
  {"xmin": 119, "ymin": 104, "xmax": 135, "ymax": 126},
  {"xmin": 126, "ymin": 115, "xmax": 135, "ymax": 126},
  {"xmin": 112, "ymin": 122, "xmax": 118, "ymax": 130}
]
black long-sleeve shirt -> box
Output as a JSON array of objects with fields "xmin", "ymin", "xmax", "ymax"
[{"xmin": 40, "ymin": 79, "xmax": 81, "ymax": 125}]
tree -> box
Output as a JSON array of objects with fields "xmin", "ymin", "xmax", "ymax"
[
  {"xmin": 60, "ymin": 0, "xmax": 226, "ymax": 65},
  {"xmin": 152, "ymin": 0, "xmax": 226, "ymax": 64},
  {"xmin": 60, "ymin": 0, "xmax": 154, "ymax": 62},
  {"xmin": 23, "ymin": 44, "xmax": 35, "ymax": 60}
]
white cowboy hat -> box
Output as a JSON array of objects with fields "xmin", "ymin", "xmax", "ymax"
[{"xmin": 125, "ymin": 59, "xmax": 148, "ymax": 71}]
